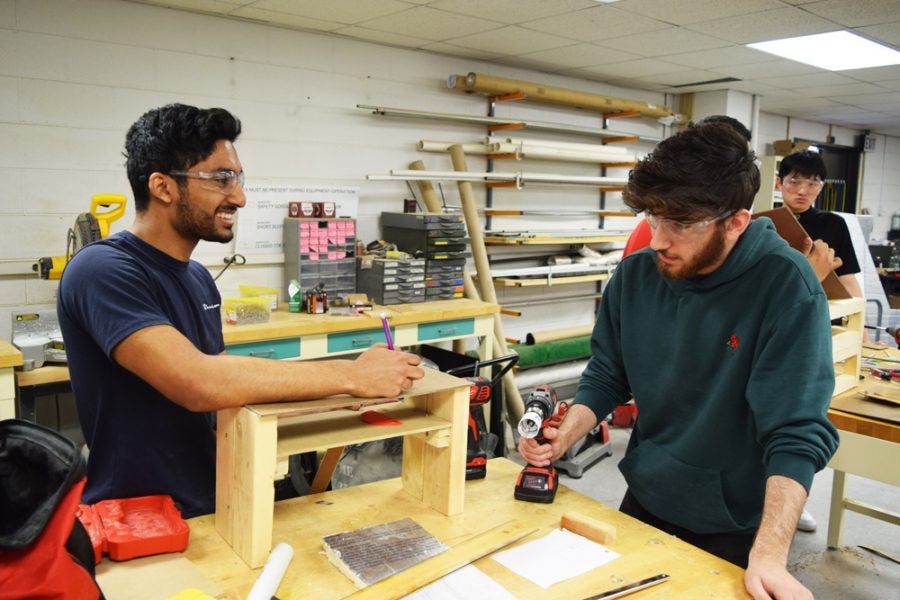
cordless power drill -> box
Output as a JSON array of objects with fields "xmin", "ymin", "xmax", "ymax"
[
  {"xmin": 514, "ymin": 385, "xmax": 566, "ymax": 503},
  {"xmin": 464, "ymin": 375, "xmax": 494, "ymax": 480}
]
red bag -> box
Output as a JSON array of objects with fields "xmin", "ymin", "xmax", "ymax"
[{"xmin": 0, "ymin": 419, "xmax": 100, "ymax": 600}]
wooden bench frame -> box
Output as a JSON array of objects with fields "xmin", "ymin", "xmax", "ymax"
[{"xmin": 214, "ymin": 368, "xmax": 469, "ymax": 567}]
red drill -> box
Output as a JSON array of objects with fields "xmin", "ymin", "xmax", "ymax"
[
  {"xmin": 514, "ymin": 385, "xmax": 567, "ymax": 503},
  {"xmin": 464, "ymin": 375, "xmax": 492, "ymax": 480}
]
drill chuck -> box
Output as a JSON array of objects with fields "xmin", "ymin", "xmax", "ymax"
[
  {"xmin": 518, "ymin": 410, "xmax": 545, "ymax": 438},
  {"xmin": 517, "ymin": 385, "xmax": 556, "ymax": 439}
]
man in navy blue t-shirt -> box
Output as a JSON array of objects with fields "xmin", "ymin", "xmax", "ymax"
[{"xmin": 57, "ymin": 104, "xmax": 424, "ymax": 518}]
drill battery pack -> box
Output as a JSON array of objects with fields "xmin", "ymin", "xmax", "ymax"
[{"xmin": 514, "ymin": 464, "xmax": 559, "ymax": 503}]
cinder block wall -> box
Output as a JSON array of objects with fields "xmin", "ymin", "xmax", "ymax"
[{"xmin": 1, "ymin": 0, "xmax": 896, "ymax": 344}]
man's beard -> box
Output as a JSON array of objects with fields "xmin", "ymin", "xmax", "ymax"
[
  {"xmin": 656, "ymin": 226, "xmax": 727, "ymax": 280},
  {"xmin": 174, "ymin": 192, "xmax": 234, "ymax": 244}
]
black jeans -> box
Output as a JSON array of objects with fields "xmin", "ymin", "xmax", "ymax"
[{"xmin": 619, "ymin": 489, "xmax": 755, "ymax": 568}]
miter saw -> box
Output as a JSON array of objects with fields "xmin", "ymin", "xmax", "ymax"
[{"xmin": 34, "ymin": 193, "xmax": 127, "ymax": 280}]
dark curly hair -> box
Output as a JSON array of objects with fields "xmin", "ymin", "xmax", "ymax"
[
  {"xmin": 124, "ymin": 104, "xmax": 241, "ymax": 211},
  {"xmin": 778, "ymin": 150, "xmax": 826, "ymax": 181},
  {"xmin": 623, "ymin": 122, "xmax": 760, "ymax": 220}
]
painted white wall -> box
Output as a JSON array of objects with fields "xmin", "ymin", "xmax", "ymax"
[{"xmin": 2, "ymin": 0, "xmax": 899, "ymax": 346}]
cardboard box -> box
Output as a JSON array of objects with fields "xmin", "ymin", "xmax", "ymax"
[{"xmin": 773, "ymin": 139, "xmax": 812, "ymax": 156}]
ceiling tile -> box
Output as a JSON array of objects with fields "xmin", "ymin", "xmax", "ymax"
[
  {"xmin": 231, "ymin": 6, "xmax": 343, "ymax": 31},
  {"xmin": 720, "ymin": 80, "xmax": 784, "ymax": 95},
  {"xmin": 708, "ymin": 59, "xmax": 820, "ymax": 81},
  {"xmin": 356, "ymin": 6, "xmax": 502, "ymax": 41},
  {"xmin": 577, "ymin": 58, "xmax": 692, "ymax": 79},
  {"xmin": 136, "ymin": 0, "xmax": 243, "ymax": 13},
  {"xmin": 604, "ymin": 27, "xmax": 730, "ymax": 57},
  {"xmin": 422, "ymin": 42, "xmax": 503, "ymax": 61},
  {"xmin": 516, "ymin": 43, "xmax": 642, "ymax": 69},
  {"xmin": 874, "ymin": 79, "xmax": 900, "ymax": 91},
  {"xmin": 856, "ymin": 21, "xmax": 900, "ymax": 46},
  {"xmin": 685, "ymin": 6, "xmax": 839, "ymax": 44},
  {"xmin": 428, "ymin": 0, "xmax": 594, "ymax": 25},
  {"xmin": 332, "ymin": 26, "xmax": 432, "ymax": 48},
  {"xmin": 841, "ymin": 64, "xmax": 900, "ymax": 82},
  {"xmin": 834, "ymin": 91, "xmax": 900, "ymax": 107},
  {"xmin": 801, "ymin": 0, "xmax": 900, "ymax": 28},
  {"xmin": 520, "ymin": 5, "xmax": 670, "ymax": 42},
  {"xmin": 760, "ymin": 97, "xmax": 841, "ymax": 110},
  {"xmin": 250, "ymin": 0, "xmax": 411, "ymax": 24},
  {"xmin": 635, "ymin": 69, "xmax": 723, "ymax": 88},
  {"xmin": 787, "ymin": 81, "xmax": 894, "ymax": 98},
  {"xmin": 611, "ymin": 0, "xmax": 785, "ymax": 26},
  {"xmin": 757, "ymin": 72, "xmax": 859, "ymax": 89},
  {"xmin": 442, "ymin": 25, "xmax": 574, "ymax": 56},
  {"xmin": 664, "ymin": 45, "xmax": 778, "ymax": 69}
]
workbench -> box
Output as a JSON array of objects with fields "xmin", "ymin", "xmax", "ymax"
[
  {"xmin": 222, "ymin": 298, "xmax": 497, "ymax": 361},
  {"xmin": 9, "ymin": 298, "xmax": 497, "ymax": 422},
  {"xmin": 826, "ymin": 348, "xmax": 900, "ymax": 548},
  {"xmin": 0, "ymin": 338, "xmax": 23, "ymax": 420},
  {"xmin": 185, "ymin": 458, "xmax": 747, "ymax": 599}
]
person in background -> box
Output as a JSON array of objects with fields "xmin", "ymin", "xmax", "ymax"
[
  {"xmin": 777, "ymin": 150, "xmax": 863, "ymax": 300},
  {"xmin": 776, "ymin": 149, "xmax": 866, "ymax": 533},
  {"xmin": 57, "ymin": 104, "xmax": 424, "ymax": 518},
  {"xmin": 521, "ymin": 122, "xmax": 838, "ymax": 600}
]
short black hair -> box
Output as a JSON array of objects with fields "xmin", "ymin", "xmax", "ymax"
[
  {"xmin": 778, "ymin": 150, "xmax": 826, "ymax": 181},
  {"xmin": 696, "ymin": 115, "xmax": 752, "ymax": 142},
  {"xmin": 623, "ymin": 122, "xmax": 760, "ymax": 218},
  {"xmin": 124, "ymin": 104, "xmax": 241, "ymax": 211}
]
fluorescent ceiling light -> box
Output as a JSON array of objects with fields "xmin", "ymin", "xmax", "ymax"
[{"xmin": 747, "ymin": 31, "xmax": 900, "ymax": 71}]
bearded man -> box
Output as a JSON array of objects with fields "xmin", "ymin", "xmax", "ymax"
[{"xmin": 519, "ymin": 122, "xmax": 838, "ymax": 600}]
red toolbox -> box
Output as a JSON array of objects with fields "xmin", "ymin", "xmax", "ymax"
[{"xmin": 76, "ymin": 495, "xmax": 190, "ymax": 563}]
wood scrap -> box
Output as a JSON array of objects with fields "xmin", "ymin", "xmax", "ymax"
[{"xmin": 560, "ymin": 512, "xmax": 617, "ymax": 545}]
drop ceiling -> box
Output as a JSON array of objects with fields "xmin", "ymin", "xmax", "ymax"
[{"xmin": 126, "ymin": 0, "xmax": 900, "ymax": 136}]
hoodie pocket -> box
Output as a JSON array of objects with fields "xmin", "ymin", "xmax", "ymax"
[{"xmin": 618, "ymin": 438, "xmax": 745, "ymax": 534}]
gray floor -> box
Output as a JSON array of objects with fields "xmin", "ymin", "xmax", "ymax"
[{"xmin": 510, "ymin": 425, "xmax": 900, "ymax": 600}]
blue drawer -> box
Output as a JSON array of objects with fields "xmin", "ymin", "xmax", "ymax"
[
  {"xmin": 227, "ymin": 338, "xmax": 300, "ymax": 359},
  {"xmin": 327, "ymin": 328, "xmax": 392, "ymax": 353},
  {"xmin": 417, "ymin": 318, "xmax": 474, "ymax": 341}
]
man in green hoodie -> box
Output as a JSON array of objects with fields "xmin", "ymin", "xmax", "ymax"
[{"xmin": 519, "ymin": 122, "xmax": 838, "ymax": 600}]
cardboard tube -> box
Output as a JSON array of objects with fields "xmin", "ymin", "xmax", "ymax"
[
  {"xmin": 526, "ymin": 325, "xmax": 595, "ymax": 345},
  {"xmin": 408, "ymin": 160, "xmax": 443, "ymax": 213},
  {"xmin": 449, "ymin": 72, "xmax": 676, "ymax": 120},
  {"xmin": 497, "ymin": 137, "xmax": 630, "ymax": 155},
  {"xmin": 450, "ymin": 145, "xmax": 525, "ymax": 422}
]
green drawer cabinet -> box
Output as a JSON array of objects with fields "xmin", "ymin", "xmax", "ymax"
[
  {"xmin": 327, "ymin": 328, "xmax": 392, "ymax": 353},
  {"xmin": 226, "ymin": 338, "xmax": 300, "ymax": 360},
  {"xmin": 417, "ymin": 318, "xmax": 474, "ymax": 341}
]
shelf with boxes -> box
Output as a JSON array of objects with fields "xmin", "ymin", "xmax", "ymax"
[
  {"xmin": 283, "ymin": 217, "xmax": 357, "ymax": 308},
  {"xmin": 371, "ymin": 212, "xmax": 470, "ymax": 302}
]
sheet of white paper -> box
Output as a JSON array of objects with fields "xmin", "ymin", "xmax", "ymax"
[
  {"xmin": 492, "ymin": 528, "xmax": 620, "ymax": 589},
  {"xmin": 403, "ymin": 564, "xmax": 516, "ymax": 600}
]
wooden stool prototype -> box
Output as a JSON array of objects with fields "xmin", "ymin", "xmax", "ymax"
[{"xmin": 214, "ymin": 368, "xmax": 470, "ymax": 567}]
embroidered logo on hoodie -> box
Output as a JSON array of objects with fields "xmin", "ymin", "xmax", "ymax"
[{"xmin": 727, "ymin": 333, "xmax": 739, "ymax": 352}]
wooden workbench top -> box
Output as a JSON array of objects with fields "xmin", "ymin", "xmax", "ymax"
[
  {"xmin": 0, "ymin": 338, "xmax": 23, "ymax": 369},
  {"xmin": 183, "ymin": 458, "xmax": 747, "ymax": 599},
  {"xmin": 222, "ymin": 298, "xmax": 499, "ymax": 345}
]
